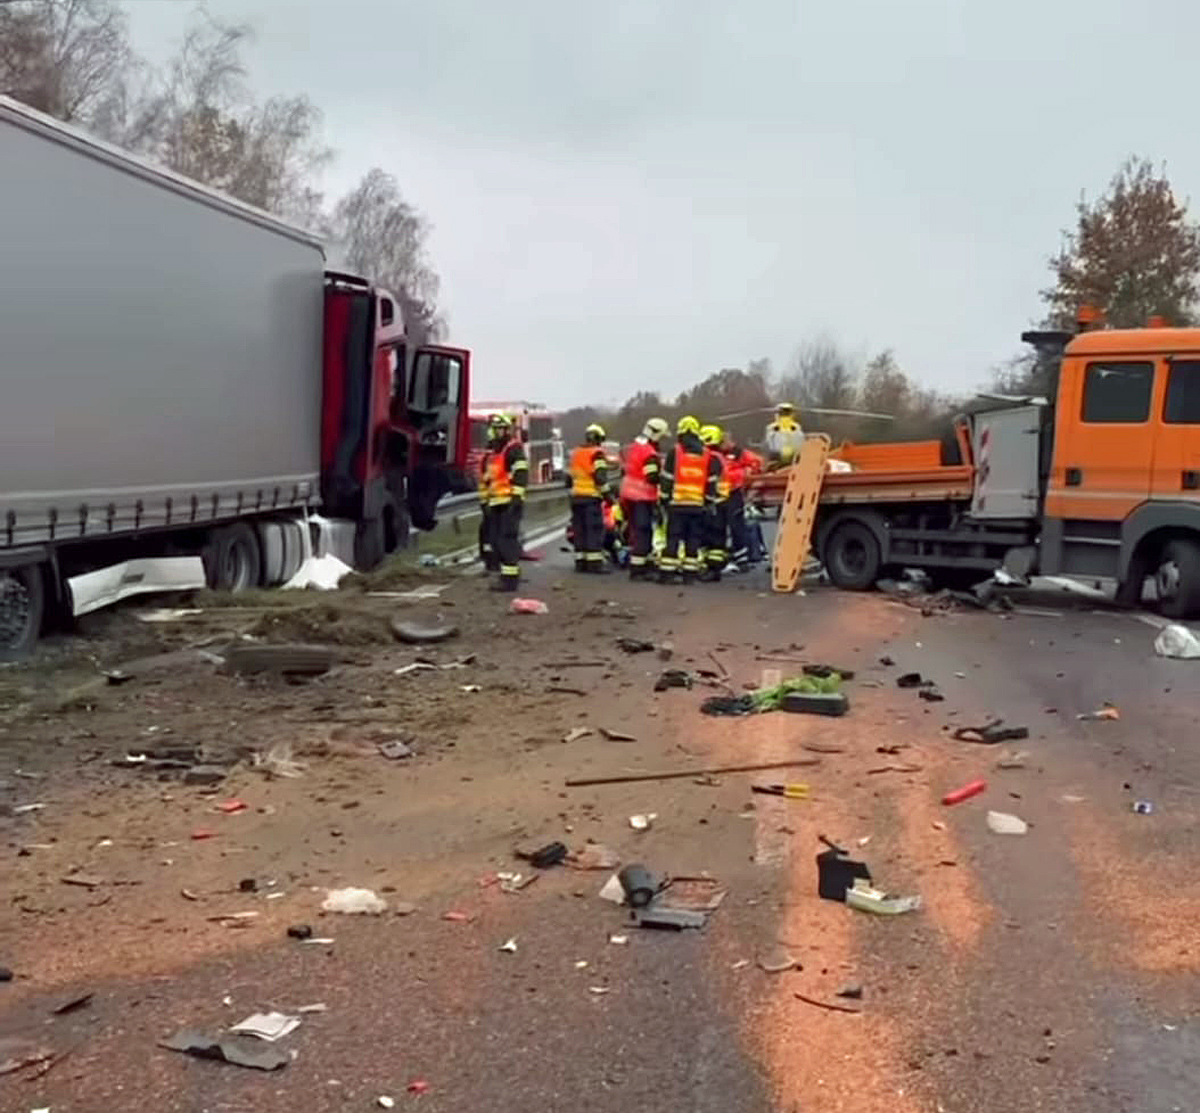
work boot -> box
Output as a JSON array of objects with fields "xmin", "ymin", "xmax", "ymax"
[
  {"xmin": 574, "ymin": 559, "xmax": 587, "ymax": 573},
  {"xmin": 489, "ymin": 579, "xmax": 519, "ymax": 593},
  {"xmin": 591, "ymin": 562, "xmax": 611, "ymax": 575},
  {"xmin": 657, "ymin": 569, "xmax": 678, "ymax": 585},
  {"xmin": 699, "ymin": 568, "xmax": 721, "ymax": 583}
]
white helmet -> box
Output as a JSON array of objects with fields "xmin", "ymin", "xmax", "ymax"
[{"xmin": 642, "ymin": 417, "xmax": 669, "ymax": 442}]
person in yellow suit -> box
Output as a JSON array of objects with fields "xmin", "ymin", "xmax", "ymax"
[{"xmin": 764, "ymin": 402, "xmax": 804, "ymax": 468}]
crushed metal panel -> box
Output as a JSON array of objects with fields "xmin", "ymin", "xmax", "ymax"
[
  {"xmin": 971, "ymin": 406, "xmax": 1041, "ymax": 520},
  {"xmin": 68, "ymin": 556, "xmax": 206, "ymax": 616}
]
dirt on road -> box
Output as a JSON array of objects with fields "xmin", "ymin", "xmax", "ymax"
[{"xmin": 2, "ymin": 557, "xmax": 1199, "ymax": 1113}]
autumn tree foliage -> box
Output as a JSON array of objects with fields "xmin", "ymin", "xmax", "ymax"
[{"xmin": 1043, "ymin": 157, "xmax": 1200, "ymax": 329}]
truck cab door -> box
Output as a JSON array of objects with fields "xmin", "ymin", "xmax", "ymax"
[
  {"xmin": 1050, "ymin": 357, "xmax": 1155, "ymax": 523},
  {"xmin": 1155, "ymin": 357, "xmax": 1200, "ymax": 499},
  {"xmin": 407, "ymin": 346, "xmax": 469, "ymax": 466}
]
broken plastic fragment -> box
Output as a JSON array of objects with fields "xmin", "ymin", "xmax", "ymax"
[
  {"xmin": 509, "ymin": 598, "xmax": 549, "ymax": 615},
  {"xmin": 229, "ymin": 1012, "xmax": 301, "ymax": 1042},
  {"xmin": 986, "ymin": 810, "xmax": 1028, "ymax": 835},
  {"xmin": 499, "ymin": 937, "xmax": 518, "ymax": 953},
  {"xmin": 321, "ymin": 887, "xmax": 387, "ymax": 915},
  {"xmin": 845, "ymin": 879, "xmax": 922, "ymax": 915},
  {"xmin": 628, "ymin": 813, "xmax": 657, "ymax": 831}
]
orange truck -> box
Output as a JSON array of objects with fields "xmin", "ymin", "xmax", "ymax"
[{"xmin": 747, "ymin": 323, "xmax": 1200, "ymax": 617}]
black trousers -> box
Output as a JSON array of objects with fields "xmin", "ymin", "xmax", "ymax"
[
  {"xmin": 479, "ymin": 505, "xmax": 499, "ymax": 571},
  {"xmin": 662, "ymin": 505, "xmax": 704, "ymax": 577},
  {"xmin": 703, "ymin": 500, "xmax": 730, "ymax": 570},
  {"xmin": 627, "ymin": 500, "xmax": 655, "ymax": 571},
  {"xmin": 727, "ymin": 489, "xmax": 749, "ymax": 565},
  {"xmin": 570, "ymin": 497, "xmax": 605, "ymax": 568},
  {"xmin": 492, "ymin": 501, "xmax": 523, "ymax": 584}
]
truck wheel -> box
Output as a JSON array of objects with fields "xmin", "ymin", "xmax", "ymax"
[
  {"xmin": 0, "ymin": 564, "xmax": 45, "ymax": 661},
  {"xmin": 1155, "ymin": 538, "xmax": 1200, "ymax": 619},
  {"xmin": 823, "ymin": 520, "xmax": 882, "ymax": 591},
  {"xmin": 204, "ymin": 523, "xmax": 262, "ymax": 591}
]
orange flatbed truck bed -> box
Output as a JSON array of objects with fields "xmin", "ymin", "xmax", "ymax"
[{"xmin": 747, "ymin": 323, "xmax": 1200, "ymax": 619}]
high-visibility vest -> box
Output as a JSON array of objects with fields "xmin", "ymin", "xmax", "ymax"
[
  {"xmin": 478, "ymin": 450, "xmax": 492, "ymax": 503},
  {"xmin": 570, "ymin": 445, "xmax": 603, "ymax": 498},
  {"xmin": 620, "ymin": 440, "xmax": 658, "ymax": 502},
  {"xmin": 672, "ymin": 447, "xmax": 707, "ymax": 507},
  {"xmin": 488, "ymin": 443, "xmax": 519, "ymax": 504}
]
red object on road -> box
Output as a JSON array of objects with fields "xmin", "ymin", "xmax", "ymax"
[
  {"xmin": 942, "ymin": 779, "xmax": 986, "ymax": 806},
  {"xmin": 408, "ymin": 1079, "xmax": 430, "ymax": 1095},
  {"xmin": 216, "ymin": 799, "xmax": 247, "ymax": 814},
  {"xmin": 190, "ymin": 828, "xmax": 217, "ymax": 840}
]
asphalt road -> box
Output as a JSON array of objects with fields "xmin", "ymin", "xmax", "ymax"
[{"xmin": 3, "ymin": 540, "xmax": 1198, "ymax": 1113}]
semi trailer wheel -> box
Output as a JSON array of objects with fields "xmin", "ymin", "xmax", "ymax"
[
  {"xmin": 204, "ymin": 523, "xmax": 262, "ymax": 592},
  {"xmin": 823, "ymin": 520, "xmax": 882, "ymax": 591},
  {"xmin": 0, "ymin": 564, "xmax": 45, "ymax": 661},
  {"xmin": 1155, "ymin": 538, "xmax": 1200, "ymax": 619}
]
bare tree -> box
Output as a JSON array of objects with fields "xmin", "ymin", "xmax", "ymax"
[
  {"xmin": 777, "ymin": 338, "xmax": 859, "ymax": 410},
  {"xmin": 331, "ymin": 168, "xmax": 444, "ymax": 344},
  {"xmin": 0, "ymin": 0, "xmax": 132, "ymax": 125},
  {"xmin": 112, "ymin": 14, "xmax": 330, "ymax": 224}
]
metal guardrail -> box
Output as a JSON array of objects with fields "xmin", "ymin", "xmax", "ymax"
[{"xmin": 437, "ymin": 483, "xmax": 564, "ymax": 513}]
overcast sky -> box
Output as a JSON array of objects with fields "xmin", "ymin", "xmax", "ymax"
[{"xmin": 124, "ymin": 0, "xmax": 1200, "ymax": 409}]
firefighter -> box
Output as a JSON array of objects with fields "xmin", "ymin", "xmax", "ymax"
[
  {"xmin": 721, "ymin": 431, "xmax": 764, "ymax": 569},
  {"xmin": 568, "ymin": 423, "xmax": 613, "ymax": 572},
  {"xmin": 477, "ymin": 418, "xmax": 501, "ymax": 572},
  {"xmin": 486, "ymin": 413, "xmax": 528, "ymax": 591},
  {"xmin": 699, "ymin": 424, "xmax": 729, "ymax": 581},
  {"xmin": 658, "ymin": 415, "xmax": 720, "ymax": 583},
  {"xmin": 765, "ymin": 402, "xmax": 804, "ymax": 468},
  {"xmin": 619, "ymin": 417, "xmax": 668, "ymax": 579}
]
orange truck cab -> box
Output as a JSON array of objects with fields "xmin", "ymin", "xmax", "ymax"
[{"xmin": 747, "ymin": 321, "xmax": 1200, "ymax": 617}]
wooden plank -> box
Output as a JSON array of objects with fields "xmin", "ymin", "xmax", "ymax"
[{"xmin": 771, "ymin": 435, "xmax": 830, "ymax": 593}]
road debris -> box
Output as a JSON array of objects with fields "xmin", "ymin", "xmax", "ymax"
[
  {"xmin": 996, "ymin": 751, "xmax": 1030, "ymax": 770},
  {"xmin": 794, "ymin": 991, "xmax": 862, "ymax": 1015},
  {"xmin": 1077, "ymin": 704, "xmax": 1120, "ymax": 721},
  {"xmin": 225, "ymin": 643, "xmax": 334, "ymax": 677},
  {"xmin": 378, "ymin": 740, "xmax": 414, "ymax": 760},
  {"xmin": 566, "ymin": 757, "xmax": 820, "ymax": 788},
  {"xmin": 0, "ymin": 966, "xmax": 13, "ymax": 983},
  {"xmin": 816, "ymin": 839, "xmax": 872, "ymax": 902},
  {"xmin": 497, "ymin": 872, "xmax": 537, "ymax": 893},
  {"xmin": 378, "ymin": 1097, "xmax": 396, "ymax": 1109},
  {"xmin": 441, "ymin": 910, "xmax": 473, "ymax": 923},
  {"xmin": 836, "ymin": 983, "xmax": 864, "ymax": 999},
  {"xmin": 942, "ymin": 779, "xmax": 987, "ymax": 806},
  {"xmin": 52, "ymin": 991, "xmax": 94, "ymax": 1016},
  {"xmin": 567, "ymin": 843, "xmax": 620, "ymax": 871},
  {"xmin": 598, "ymin": 873, "xmax": 627, "ymax": 904},
  {"xmin": 61, "ymin": 874, "xmax": 103, "ymax": 889},
  {"xmin": 229, "ymin": 1012, "xmax": 301, "ymax": 1041},
  {"xmin": 633, "ymin": 906, "xmax": 706, "ymax": 930},
  {"xmin": 253, "ymin": 742, "xmax": 306, "ymax": 780},
  {"xmin": 216, "ymin": 798, "xmax": 247, "ymax": 814},
  {"xmin": 986, "ymin": 810, "xmax": 1029, "ymax": 835},
  {"xmin": 588, "ymin": 986, "xmax": 611, "ymax": 996},
  {"xmin": 521, "ymin": 841, "xmax": 568, "ymax": 869},
  {"xmin": 608, "ymin": 933, "xmax": 629, "ymax": 945},
  {"xmin": 510, "ymin": 598, "xmax": 549, "ymax": 615},
  {"xmin": 0, "ymin": 1036, "xmax": 53, "ymax": 1076},
  {"xmin": 616, "ymin": 637, "xmax": 655, "ymax": 654},
  {"xmin": 845, "ymin": 879, "xmax": 922, "ymax": 915},
  {"xmin": 408, "ymin": 1079, "xmax": 431, "ymax": 1095},
  {"xmin": 702, "ymin": 673, "xmax": 845, "ymax": 716},
  {"xmin": 917, "ymin": 687, "xmax": 944, "ymax": 702},
  {"xmin": 321, "ymin": 887, "xmax": 387, "ymax": 915},
  {"xmin": 758, "ymin": 950, "xmax": 799, "ymax": 974},
  {"xmin": 499, "ymin": 937, "xmax": 518, "ymax": 953},
  {"xmin": 183, "ymin": 765, "xmax": 228, "ymax": 785},
  {"xmin": 654, "ymin": 669, "xmax": 694, "ymax": 691},
  {"xmin": 191, "ymin": 828, "xmax": 217, "ymax": 840},
  {"xmin": 159, "ymin": 1029, "xmax": 290, "ymax": 1071},
  {"xmin": 617, "ymin": 865, "xmax": 661, "ymax": 907},
  {"xmin": 390, "ymin": 618, "xmax": 459, "ymax": 644},
  {"xmin": 1132, "ymin": 800, "xmax": 1154, "ymax": 815},
  {"xmin": 952, "ymin": 720, "xmax": 1030, "ymax": 745},
  {"xmin": 600, "ymin": 727, "xmax": 637, "ymax": 742},
  {"xmin": 393, "ymin": 662, "xmax": 436, "ymax": 677},
  {"xmin": 1154, "ymin": 624, "xmax": 1200, "ymax": 659},
  {"xmin": 896, "ymin": 672, "xmax": 925, "ymax": 688},
  {"xmin": 287, "ymin": 924, "xmax": 313, "ymax": 940},
  {"xmin": 628, "ymin": 813, "xmax": 657, "ymax": 831},
  {"xmin": 751, "ymin": 783, "xmax": 810, "ymax": 800},
  {"xmin": 563, "ymin": 727, "xmax": 593, "ymax": 743}
]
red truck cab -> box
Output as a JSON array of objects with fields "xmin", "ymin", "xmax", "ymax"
[{"xmin": 320, "ymin": 272, "xmax": 471, "ymax": 565}]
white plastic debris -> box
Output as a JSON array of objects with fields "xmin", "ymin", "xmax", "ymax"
[
  {"xmin": 608, "ymin": 933, "xmax": 629, "ymax": 946},
  {"xmin": 986, "ymin": 810, "xmax": 1028, "ymax": 835},
  {"xmin": 321, "ymin": 887, "xmax": 388, "ymax": 915},
  {"xmin": 378, "ymin": 1096, "xmax": 396, "ymax": 1109},
  {"xmin": 598, "ymin": 873, "xmax": 625, "ymax": 904},
  {"xmin": 229, "ymin": 1011, "xmax": 301, "ymax": 1041},
  {"xmin": 1154, "ymin": 624, "xmax": 1200, "ymax": 659},
  {"xmin": 499, "ymin": 937, "xmax": 518, "ymax": 953},
  {"xmin": 628, "ymin": 812, "xmax": 657, "ymax": 831},
  {"xmin": 284, "ymin": 554, "xmax": 352, "ymax": 591},
  {"xmin": 845, "ymin": 879, "xmax": 922, "ymax": 915}
]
